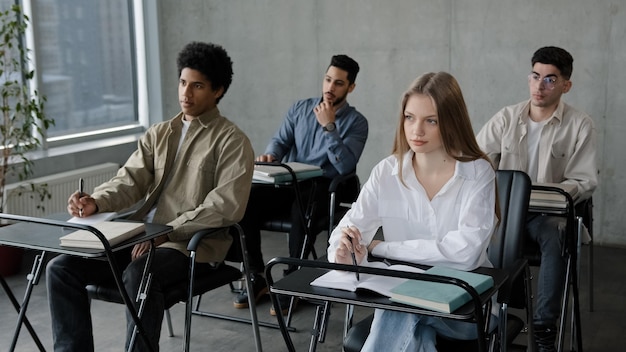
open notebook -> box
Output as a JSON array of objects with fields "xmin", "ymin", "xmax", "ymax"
[{"xmin": 310, "ymin": 261, "xmax": 423, "ymax": 297}]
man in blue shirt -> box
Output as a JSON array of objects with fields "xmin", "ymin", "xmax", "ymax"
[{"xmin": 235, "ymin": 54, "xmax": 368, "ymax": 315}]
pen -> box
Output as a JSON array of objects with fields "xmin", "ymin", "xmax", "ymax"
[
  {"xmin": 348, "ymin": 233, "xmax": 360, "ymax": 281},
  {"xmin": 78, "ymin": 178, "xmax": 84, "ymax": 217}
]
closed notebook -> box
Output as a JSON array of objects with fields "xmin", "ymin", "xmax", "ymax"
[
  {"xmin": 253, "ymin": 162, "xmax": 323, "ymax": 183},
  {"xmin": 530, "ymin": 183, "xmax": 578, "ymax": 209},
  {"xmin": 60, "ymin": 220, "xmax": 145, "ymax": 249},
  {"xmin": 389, "ymin": 266, "xmax": 494, "ymax": 313}
]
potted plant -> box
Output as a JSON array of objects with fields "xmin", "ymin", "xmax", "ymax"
[{"xmin": 0, "ymin": 5, "xmax": 54, "ymax": 276}]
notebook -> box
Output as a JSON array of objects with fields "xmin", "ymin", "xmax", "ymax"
[
  {"xmin": 253, "ymin": 162, "xmax": 323, "ymax": 184},
  {"xmin": 60, "ymin": 216, "xmax": 145, "ymax": 249},
  {"xmin": 388, "ymin": 266, "xmax": 494, "ymax": 313}
]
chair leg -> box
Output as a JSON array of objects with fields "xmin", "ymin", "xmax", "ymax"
[
  {"xmin": 525, "ymin": 265, "xmax": 536, "ymax": 352},
  {"xmin": 587, "ymin": 237, "xmax": 594, "ymax": 312},
  {"xmin": 499, "ymin": 303, "xmax": 508, "ymax": 352},
  {"xmin": 165, "ymin": 308, "xmax": 174, "ymax": 337},
  {"xmin": 318, "ymin": 301, "xmax": 332, "ymax": 343},
  {"xmin": 557, "ymin": 256, "xmax": 572, "ymax": 352},
  {"xmin": 344, "ymin": 304, "xmax": 355, "ymax": 338}
]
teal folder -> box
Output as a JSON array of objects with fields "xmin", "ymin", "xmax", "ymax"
[{"xmin": 389, "ymin": 266, "xmax": 494, "ymax": 313}]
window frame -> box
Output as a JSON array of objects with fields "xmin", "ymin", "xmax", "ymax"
[{"xmin": 20, "ymin": 0, "xmax": 161, "ymax": 150}]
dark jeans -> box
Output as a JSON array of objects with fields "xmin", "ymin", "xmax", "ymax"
[
  {"xmin": 242, "ymin": 178, "xmax": 331, "ymax": 274},
  {"xmin": 526, "ymin": 214, "xmax": 567, "ymax": 327},
  {"xmin": 46, "ymin": 247, "xmax": 212, "ymax": 351}
]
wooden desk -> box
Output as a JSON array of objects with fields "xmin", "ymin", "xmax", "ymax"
[
  {"xmin": 265, "ymin": 257, "xmax": 508, "ymax": 352},
  {"xmin": 0, "ymin": 213, "xmax": 172, "ymax": 352}
]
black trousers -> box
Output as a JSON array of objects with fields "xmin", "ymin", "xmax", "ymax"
[{"xmin": 241, "ymin": 178, "xmax": 331, "ymax": 274}]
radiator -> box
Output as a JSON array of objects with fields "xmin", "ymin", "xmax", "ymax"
[{"xmin": 3, "ymin": 162, "xmax": 120, "ymax": 217}]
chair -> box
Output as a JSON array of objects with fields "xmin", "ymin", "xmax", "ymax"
[
  {"xmin": 257, "ymin": 162, "xmax": 360, "ymax": 262},
  {"xmin": 255, "ymin": 162, "xmax": 360, "ymax": 321},
  {"xmin": 342, "ymin": 169, "xmax": 534, "ymax": 352},
  {"xmin": 86, "ymin": 224, "xmax": 262, "ymax": 352}
]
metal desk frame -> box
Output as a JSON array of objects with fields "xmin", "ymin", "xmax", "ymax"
[
  {"xmin": 265, "ymin": 257, "xmax": 508, "ymax": 352},
  {"xmin": 0, "ymin": 213, "xmax": 172, "ymax": 352}
]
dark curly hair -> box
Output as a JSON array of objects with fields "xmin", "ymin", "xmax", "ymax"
[
  {"xmin": 177, "ymin": 42, "xmax": 233, "ymax": 103},
  {"xmin": 532, "ymin": 46, "xmax": 573, "ymax": 79}
]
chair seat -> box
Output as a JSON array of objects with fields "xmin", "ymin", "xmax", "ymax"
[
  {"xmin": 86, "ymin": 263, "xmax": 243, "ymax": 309},
  {"xmin": 261, "ymin": 213, "xmax": 329, "ymax": 235}
]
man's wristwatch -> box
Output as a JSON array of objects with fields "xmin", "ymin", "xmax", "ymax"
[{"xmin": 323, "ymin": 122, "xmax": 336, "ymax": 132}]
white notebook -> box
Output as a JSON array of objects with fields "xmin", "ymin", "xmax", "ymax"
[{"xmin": 61, "ymin": 215, "xmax": 145, "ymax": 249}]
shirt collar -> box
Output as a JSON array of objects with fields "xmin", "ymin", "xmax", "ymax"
[
  {"xmin": 392, "ymin": 150, "xmax": 480, "ymax": 181},
  {"xmin": 171, "ymin": 106, "xmax": 221, "ymax": 129},
  {"xmin": 321, "ymin": 97, "xmax": 349, "ymax": 117},
  {"xmin": 518, "ymin": 99, "xmax": 565, "ymax": 126}
]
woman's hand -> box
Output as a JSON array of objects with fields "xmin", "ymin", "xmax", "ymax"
[{"xmin": 334, "ymin": 225, "xmax": 367, "ymax": 265}]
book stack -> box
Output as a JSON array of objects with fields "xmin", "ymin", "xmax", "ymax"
[
  {"xmin": 530, "ymin": 183, "xmax": 578, "ymax": 209},
  {"xmin": 253, "ymin": 162, "xmax": 323, "ymax": 184}
]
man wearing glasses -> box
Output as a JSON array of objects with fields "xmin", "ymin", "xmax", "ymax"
[{"xmin": 476, "ymin": 46, "xmax": 597, "ymax": 352}]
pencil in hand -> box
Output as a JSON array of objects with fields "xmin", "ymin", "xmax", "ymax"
[
  {"xmin": 348, "ymin": 235, "xmax": 360, "ymax": 281},
  {"xmin": 78, "ymin": 178, "xmax": 84, "ymax": 217}
]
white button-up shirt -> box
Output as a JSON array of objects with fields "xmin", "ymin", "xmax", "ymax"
[{"xmin": 328, "ymin": 151, "xmax": 497, "ymax": 271}]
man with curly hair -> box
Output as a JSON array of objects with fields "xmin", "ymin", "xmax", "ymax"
[{"xmin": 48, "ymin": 42, "xmax": 254, "ymax": 351}]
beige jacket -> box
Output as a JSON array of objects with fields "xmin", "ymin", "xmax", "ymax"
[
  {"xmin": 476, "ymin": 100, "xmax": 597, "ymax": 201},
  {"xmin": 92, "ymin": 108, "xmax": 254, "ymax": 263}
]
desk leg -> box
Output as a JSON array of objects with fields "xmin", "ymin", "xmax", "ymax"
[
  {"xmin": 269, "ymin": 290, "xmax": 296, "ymax": 352},
  {"xmin": 308, "ymin": 301, "xmax": 331, "ymax": 352},
  {"xmin": 125, "ymin": 239, "xmax": 156, "ymax": 352},
  {"xmin": 9, "ymin": 252, "xmax": 47, "ymax": 352},
  {"xmin": 1, "ymin": 274, "xmax": 46, "ymax": 351}
]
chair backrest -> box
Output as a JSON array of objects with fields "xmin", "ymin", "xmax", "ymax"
[{"xmin": 489, "ymin": 170, "xmax": 531, "ymax": 270}]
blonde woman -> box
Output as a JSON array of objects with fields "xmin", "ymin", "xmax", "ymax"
[{"xmin": 328, "ymin": 72, "xmax": 498, "ymax": 351}]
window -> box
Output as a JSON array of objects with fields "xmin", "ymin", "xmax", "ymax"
[{"xmin": 7, "ymin": 0, "xmax": 144, "ymax": 146}]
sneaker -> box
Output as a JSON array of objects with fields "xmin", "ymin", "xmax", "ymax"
[
  {"xmin": 534, "ymin": 324, "xmax": 557, "ymax": 352},
  {"xmin": 233, "ymin": 275, "xmax": 268, "ymax": 309},
  {"xmin": 270, "ymin": 294, "xmax": 298, "ymax": 316}
]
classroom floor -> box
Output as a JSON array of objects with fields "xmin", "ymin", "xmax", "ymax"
[{"xmin": 1, "ymin": 230, "xmax": 624, "ymax": 351}]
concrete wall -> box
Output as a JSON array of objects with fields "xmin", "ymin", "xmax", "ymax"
[{"xmin": 154, "ymin": 0, "xmax": 625, "ymax": 247}]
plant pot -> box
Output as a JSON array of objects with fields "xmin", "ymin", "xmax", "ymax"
[{"xmin": 0, "ymin": 245, "xmax": 24, "ymax": 277}]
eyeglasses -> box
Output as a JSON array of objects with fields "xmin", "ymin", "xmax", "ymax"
[{"xmin": 528, "ymin": 73, "xmax": 559, "ymax": 90}]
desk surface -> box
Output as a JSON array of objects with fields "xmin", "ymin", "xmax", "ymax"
[
  {"xmin": 0, "ymin": 213, "xmax": 172, "ymax": 258},
  {"xmin": 271, "ymin": 265, "xmax": 507, "ymax": 320}
]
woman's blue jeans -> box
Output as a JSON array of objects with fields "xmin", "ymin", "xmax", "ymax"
[{"xmin": 362, "ymin": 309, "xmax": 498, "ymax": 352}]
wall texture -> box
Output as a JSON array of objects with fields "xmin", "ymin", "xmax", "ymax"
[{"xmin": 155, "ymin": 0, "xmax": 625, "ymax": 247}]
